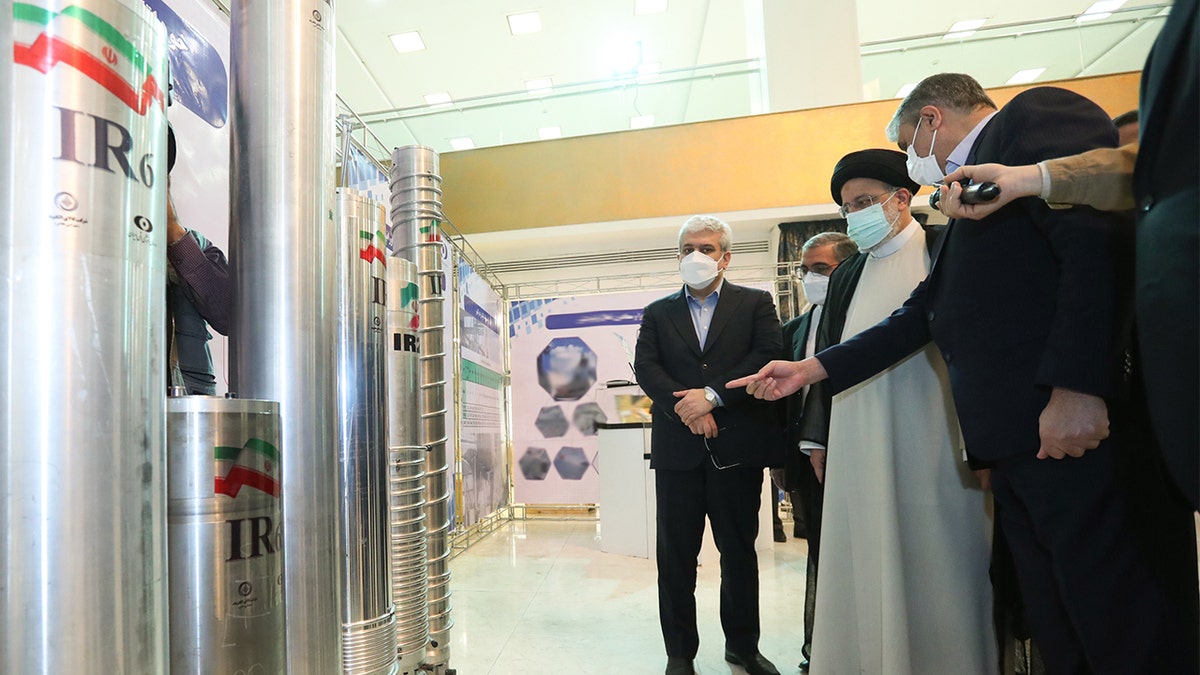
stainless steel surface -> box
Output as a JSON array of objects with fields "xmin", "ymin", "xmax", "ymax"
[
  {"xmin": 228, "ymin": 2, "xmax": 341, "ymax": 672},
  {"xmin": 335, "ymin": 189, "xmax": 398, "ymax": 675},
  {"xmin": 387, "ymin": 259, "xmax": 430, "ymax": 674},
  {"xmin": 389, "ymin": 146, "xmax": 454, "ymax": 666},
  {"xmin": 3, "ymin": 1, "xmax": 169, "ymax": 672},
  {"xmin": 167, "ymin": 396, "xmax": 285, "ymax": 675},
  {"xmin": 387, "ymin": 145, "xmax": 440, "ymax": 258}
]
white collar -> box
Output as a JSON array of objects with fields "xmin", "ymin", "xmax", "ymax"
[
  {"xmin": 870, "ymin": 219, "xmax": 918, "ymax": 259},
  {"xmin": 946, "ymin": 111, "xmax": 997, "ymax": 173}
]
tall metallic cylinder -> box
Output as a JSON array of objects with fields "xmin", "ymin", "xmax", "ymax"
[
  {"xmin": 3, "ymin": 1, "xmax": 169, "ymax": 672},
  {"xmin": 387, "ymin": 259, "xmax": 430, "ymax": 674},
  {"xmin": 389, "ymin": 145, "xmax": 453, "ymax": 666},
  {"xmin": 168, "ymin": 396, "xmax": 285, "ymax": 674},
  {"xmin": 229, "ymin": 2, "xmax": 341, "ymax": 672},
  {"xmin": 335, "ymin": 189, "xmax": 398, "ymax": 675}
]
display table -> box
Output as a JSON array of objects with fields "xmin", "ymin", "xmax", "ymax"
[
  {"xmin": 596, "ymin": 420, "xmax": 775, "ymax": 561},
  {"xmin": 597, "ymin": 421, "xmax": 655, "ymax": 558}
]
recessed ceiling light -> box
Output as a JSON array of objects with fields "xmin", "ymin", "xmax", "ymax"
[
  {"xmin": 1077, "ymin": 0, "xmax": 1126, "ymax": 21},
  {"xmin": 449, "ymin": 137, "xmax": 476, "ymax": 151},
  {"xmin": 942, "ymin": 18, "xmax": 987, "ymax": 39},
  {"xmin": 538, "ymin": 126, "xmax": 562, "ymax": 140},
  {"xmin": 507, "ymin": 11, "xmax": 542, "ymax": 35},
  {"xmin": 635, "ymin": 0, "xmax": 669, "ymax": 15},
  {"xmin": 630, "ymin": 114, "xmax": 655, "ymax": 129},
  {"xmin": 606, "ymin": 39, "xmax": 644, "ymax": 75},
  {"xmin": 1006, "ymin": 67, "xmax": 1046, "ymax": 85},
  {"xmin": 895, "ymin": 82, "xmax": 918, "ymax": 99},
  {"xmin": 525, "ymin": 78, "xmax": 554, "ymax": 96},
  {"xmin": 389, "ymin": 31, "xmax": 425, "ymax": 54},
  {"xmin": 423, "ymin": 92, "xmax": 453, "ymax": 106}
]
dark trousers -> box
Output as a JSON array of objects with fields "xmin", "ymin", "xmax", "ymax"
[
  {"xmin": 794, "ymin": 456, "xmax": 824, "ymax": 659},
  {"xmin": 655, "ymin": 461, "xmax": 763, "ymax": 659},
  {"xmin": 990, "ymin": 437, "xmax": 1198, "ymax": 675}
]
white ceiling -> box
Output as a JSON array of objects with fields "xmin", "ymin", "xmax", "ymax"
[{"xmin": 334, "ymin": 0, "xmax": 1172, "ymax": 156}]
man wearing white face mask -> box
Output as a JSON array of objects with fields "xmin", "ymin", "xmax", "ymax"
[
  {"xmin": 793, "ymin": 149, "xmax": 994, "ymax": 675},
  {"xmin": 730, "ymin": 74, "xmax": 1196, "ymax": 674},
  {"xmin": 778, "ymin": 231, "xmax": 856, "ymax": 672},
  {"xmin": 634, "ymin": 215, "xmax": 785, "ymax": 675}
]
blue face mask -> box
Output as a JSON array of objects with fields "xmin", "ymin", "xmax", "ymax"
[{"xmin": 844, "ymin": 192, "xmax": 899, "ymax": 250}]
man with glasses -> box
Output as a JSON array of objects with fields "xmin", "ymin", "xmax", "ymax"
[
  {"xmin": 732, "ymin": 74, "xmax": 1196, "ymax": 674},
  {"xmin": 634, "ymin": 215, "xmax": 784, "ymax": 675},
  {"xmin": 777, "ymin": 231, "xmax": 856, "ymax": 671},
  {"xmin": 791, "ymin": 149, "xmax": 995, "ymax": 674}
]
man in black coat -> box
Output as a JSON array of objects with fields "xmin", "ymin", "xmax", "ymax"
[
  {"xmin": 730, "ymin": 74, "xmax": 1196, "ymax": 674},
  {"xmin": 634, "ymin": 215, "xmax": 784, "ymax": 675},
  {"xmin": 779, "ymin": 230, "xmax": 856, "ymax": 672}
]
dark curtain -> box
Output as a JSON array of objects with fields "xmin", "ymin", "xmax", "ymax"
[{"xmin": 776, "ymin": 218, "xmax": 845, "ymax": 322}]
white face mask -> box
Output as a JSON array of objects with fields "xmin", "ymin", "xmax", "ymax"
[
  {"xmin": 801, "ymin": 272, "xmax": 830, "ymax": 305},
  {"xmin": 906, "ymin": 118, "xmax": 945, "ymax": 186},
  {"xmin": 845, "ymin": 192, "xmax": 899, "ymax": 250},
  {"xmin": 679, "ymin": 250, "xmax": 721, "ymax": 288}
]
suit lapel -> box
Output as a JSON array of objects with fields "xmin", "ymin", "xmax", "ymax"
[
  {"xmin": 666, "ymin": 288, "xmax": 703, "ymax": 356},
  {"xmin": 792, "ymin": 310, "xmax": 812, "ymax": 360},
  {"xmin": 703, "ymin": 281, "xmax": 744, "ymax": 354}
]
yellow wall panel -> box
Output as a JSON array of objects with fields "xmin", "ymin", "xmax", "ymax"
[{"xmin": 440, "ymin": 72, "xmax": 1141, "ymax": 234}]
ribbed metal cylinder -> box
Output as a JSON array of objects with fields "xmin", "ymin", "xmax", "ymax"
[
  {"xmin": 228, "ymin": 2, "xmax": 341, "ymax": 672},
  {"xmin": 387, "ymin": 259, "xmax": 430, "ymax": 674},
  {"xmin": 335, "ymin": 189, "xmax": 398, "ymax": 675},
  {"xmin": 388, "ymin": 146, "xmax": 453, "ymax": 666},
  {"xmin": 167, "ymin": 396, "xmax": 285, "ymax": 675},
  {"xmin": 388, "ymin": 145, "xmax": 440, "ymax": 257},
  {"xmin": 417, "ymin": 239, "xmax": 454, "ymax": 665},
  {"xmin": 3, "ymin": 1, "xmax": 169, "ymax": 672}
]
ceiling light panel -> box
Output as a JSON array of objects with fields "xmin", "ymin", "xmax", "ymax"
[
  {"xmin": 895, "ymin": 83, "xmax": 918, "ymax": 99},
  {"xmin": 630, "ymin": 114, "xmax": 655, "ymax": 129},
  {"xmin": 389, "ymin": 31, "xmax": 425, "ymax": 53},
  {"xmin": 942, "ymin": 18, "xmax": 987, "ymax": 40},
  {"xmin": 449, "ymin": 137, "xmax": 476, "ymax": 151},
  {"xmin": 507, "ymin": 11, "xmax": 542, "ymax": 35},
  {"xmin": 424, "ymin": 92, "xmax": 453, "ymax": 106},
  {"xmin": 1006, "ymin": 67, "xmax": 1046, "ymax": 85},
  {"xmin": 635, "ymin": 0, "xmax": 669, "ymax": 15},
  {"xmin": 537, "ymin": 126, "xmax": 562, "ymax": 140}
]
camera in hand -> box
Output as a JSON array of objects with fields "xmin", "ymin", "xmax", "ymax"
[{"xmin": 929, "ymin": 181, "xmax": 1001, "ymax": 211}]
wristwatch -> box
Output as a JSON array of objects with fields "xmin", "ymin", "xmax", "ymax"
[{"xmin": 703, "ymin": 388, "xmax": 719, "ymax": 407}]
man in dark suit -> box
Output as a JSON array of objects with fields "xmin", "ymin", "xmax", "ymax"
[
  {"xmin": 730, "ymin": 74, "xmax": 1197, "ymax": 674},
  {"xmin": 1130, "ymin": 0, "xmax": 1198, "ymax": 511},
  {"xmin": 634, "ymin": 215, "xmax": 784, "ymax": 675},
  {"xmin": 778, "ymin": 231, "xmax": 856, "ymax": 672}
]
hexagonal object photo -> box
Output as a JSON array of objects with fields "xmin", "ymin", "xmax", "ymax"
[
  {"xmin": 519, "ymin": 447, "xmax": 551, "ymax": 481},
  {"xmin": 534, "ymin": 405, "xmax": 569, "ymax": 438},
  {"xmin": 572, "ymin": 402, "xmax": 607, "ymax": 436},
  {"xmin": 553, "ymin": 446, "xmax": 590, "ymax": 480},
  {"xmin": 536, "ymin": 336, "xmax": 597, "ymax": 401}
]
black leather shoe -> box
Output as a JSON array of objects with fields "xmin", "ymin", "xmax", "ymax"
[
  {"xmin": 798, "ymin": 655, "xmax": 810, "ymax": 671},
  {"xmin": 724, "ymin": 649, "xmax": 781, "ymax": 675},
  {"xmin": 665, "ymin": 656, "xmax": 695, "ymax": 675}
]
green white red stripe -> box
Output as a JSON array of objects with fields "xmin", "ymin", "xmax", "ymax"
[
  {"xmin": 215, "ymin": 438, "xmax": 281, "ymax": 498},
  {"xmin": 12, "ymin": 2, "xmax": 167, "ymax": 115},
  {"xmin": 360, "ymin": 229, "xmax": 387, "ymax": 266}
]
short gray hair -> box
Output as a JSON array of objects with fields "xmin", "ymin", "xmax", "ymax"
[
  {"xmin": 802, "ymin": 231, "xmax": 857, "ymax": 262},
  {"xmin": 678, "ymin": 215, "xmax": 733, "ymax": 252},
  {"xmin": 886, "ymin": 73, "xmax": 997, "ymax": 142}
]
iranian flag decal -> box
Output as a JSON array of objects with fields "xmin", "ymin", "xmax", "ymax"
[{"xmin": 215, "ymin": 438, "xmax": 281, "ymax": 498}]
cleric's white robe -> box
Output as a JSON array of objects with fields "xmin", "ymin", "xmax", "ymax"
[{"xmin": 810, "ymin": 224, "xmax": 996, "ymax": 675}]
